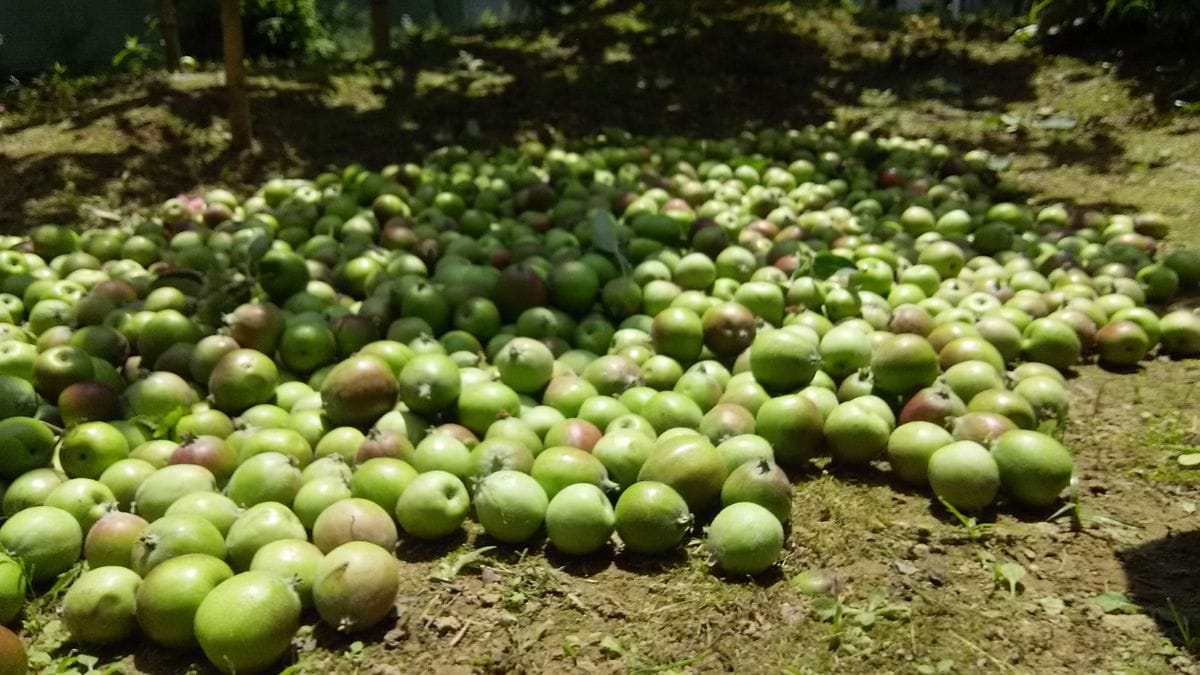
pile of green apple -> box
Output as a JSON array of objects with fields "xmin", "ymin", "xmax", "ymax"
[{"xmin": 0, "ymin": 123, "xmax": 1197, "ymax": 673}]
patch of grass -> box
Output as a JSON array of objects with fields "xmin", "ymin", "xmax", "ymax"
[
  {"xmin": 939, "ymin": 497, "xmax": 997, "ymax": 543},
  {"xmin": 1163, "ymin": 598, "xmax": 1200, "ymax": 654},
  {"xmin": 1139, "ymin": 410, "xmax": 1200, "ymax": 485},
  {"xmin": 813, "ymin": 587, "xmax": 911, "ymax": 653}
]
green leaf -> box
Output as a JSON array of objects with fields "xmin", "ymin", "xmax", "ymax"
[
  {"xmin": 864, "ymin": 587, "xmax": 889, "ymax": 611},
  {"xmin": 589, "ymin": 210, "xmax": 620, "ymax": 254},
  {"xmin": 588, "ymin": 209, "xmax": 629, "ymax": 273},
  {"xmin": 1028, "ymin": 0, "xmax": 1055, "ymax": 20},
  {"xmin": 430, "ymin": 546, "xmax": 496, "ymax": 582},
  {"xmin": 599, "ymin": 635, "xmax": 627, "ymax": 658},
  {"xmin": 995, "ymin": 561, "xmax": 1026, "ymax": 597},
  {"xmin": 44, "ymin": 565, "xmax": 83, "ymax": 603},
  {"xmin": 938, "ymin": 496, "xmax": 992, "ymax": 540},
  {"xmin": 1095, "ymin": 591, "xmax": 1139, "ymax": 614},
  {"xmin": 153, "ymin": 405, "xmax": 188, "ymax": 439},
  {"xmin": 813, "ymin": 596, "xmax": 841, "ymax": 622},
  {"xmin": 1176, "ymin": 452, "xmax": 1200, "ymax": 467},
  {"xmin": 812, "ymin": 253, "xmax": 855, "ymax": 280},
  {"xmin": 789, "ymin": 250, "xmax": 815, "ymax": 279},
  {"xmin": 246, "ymin": 234, "xmax": 271, "ymax": 268}
]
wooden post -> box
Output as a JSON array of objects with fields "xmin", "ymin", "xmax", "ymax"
[
  {"xmin": 220, "ymin": 0, "xmax": 253, "ymax": 148},
  {"xmin": 370, "ymin": 0, "xmax": 391, "ymax": 56},
  {"xmin": 157, "ymin": 0, "xmax": 183, "ymax": 71}
]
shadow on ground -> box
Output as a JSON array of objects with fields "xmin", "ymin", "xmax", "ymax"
[
  {"xmin": 1121, "ymin": 529, "xmax": 1200, "ymax": 653},
  {"xmin": 1, "ymin": 0, "xmax": 1052, "ymax": 232},
  {"xmin": 5, "ymin": 0, "xmax": 1195, "ymax": 234},
  {"xmin": 1036, "ymin": 14, "xmax": 1200, "ymax": 113}
]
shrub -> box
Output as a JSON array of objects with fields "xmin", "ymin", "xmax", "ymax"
[
  {"xmin": 178, "ymin": 0, "xmax": 335, "ymax": 61},
  {"xmin": 1031, "ymin": 0, "xmax": 1199, "ymax": 45}
]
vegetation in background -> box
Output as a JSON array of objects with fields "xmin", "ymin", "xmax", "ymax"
[
  {"xmin": 1031, "ymin": 0, "xmax": 1199, "ymax": 45},
  {"xmin": 370, "ymin": 0, "xmax": 391, "ymax": 55},
  {"xmin": 156, "ymin": 0, "xmax": 184, "ymax": 71},
  {"xmin": 1026, "ymin": 0, "xmax": 1199, "ymax": 111},
  {"xmin": 176, "ymin": 0, "xmax": 336, "ymax": 60},
  {"xmin": 222, "ymin": 0, "xmax": 254, "ymax": 148}
]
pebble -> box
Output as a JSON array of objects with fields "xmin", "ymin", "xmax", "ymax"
[
  {"xmin": 780, "ymin": 603, "xmax": 803, "ymax": 624},
  {"xmin": 926, "ymin": 564, "xmax": 949, "ymax": 587}
]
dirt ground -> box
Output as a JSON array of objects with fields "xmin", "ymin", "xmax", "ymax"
[{"xmin": 2, "ymin": 2, "xmax": 1200, "ymax": 673}]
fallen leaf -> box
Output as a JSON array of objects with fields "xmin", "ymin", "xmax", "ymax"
[
  {"xmin": 1176, "ymin": 453, "xmax": 1200, "ymax": 467},
  {"xmin": 1095, "ymin": 591, "xmax": 1139, "ymax": 614}
]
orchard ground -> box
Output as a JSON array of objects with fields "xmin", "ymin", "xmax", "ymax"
[{"xmin": 3, "ymin": 1, "xmax": 1200, "ymax": 673}]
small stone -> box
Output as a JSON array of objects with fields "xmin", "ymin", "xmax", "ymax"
[
  {"xmin": 1102, "ymin": 613, "xmax": 1155, "ymax": 635},
  {"xmin": 1033, "ymin": 522, "xmax": 1059, "ymax": 537},
  {"xmin": 926, "ymin": 564, "xmax": 949, "ymax": 587},
  {"xmin": 434, "ymin": 616, "xmax": 462, "ymax": 634},
  {"xmin": 479, "ymin": 593, "xmax": 501, "ymax": 606},
  {"xmin": 780, "ymin": 603, "xmax": 803, "ymax": 625},
  {"xmin": 383, "ymin": 626, "xmax": 406, "ymax": 647}
]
